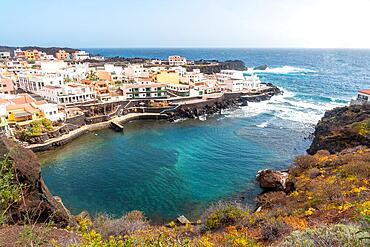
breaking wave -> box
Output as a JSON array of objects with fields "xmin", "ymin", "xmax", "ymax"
[
  {"xmin": 222, "ymin": 88, "xmax": 346, "ymax": 125},
  {"xmin": 244, "ymin": 66, "xmax": 316, "ymax": 75}
]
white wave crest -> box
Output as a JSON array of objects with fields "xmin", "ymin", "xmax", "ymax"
[
  {"xmin": 223, "ymin": 88, "xmax": 346, "ymax": 125},
  {"xmin": 256, "ymin": 121, "xmax": 269, "ymax": 128},
  {"xmin": 244, "ymin": 66, "xmax": 316, "ymax": 75}
]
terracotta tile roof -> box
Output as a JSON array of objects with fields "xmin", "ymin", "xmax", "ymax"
[
  {"xmin": 0, "ymin": 99, "xmax": 9, "ymax": 104},
  {"xmin": 359, "ymin": 89, "xmax": 370, "ymax": 95},
  {"xmin": 9, "ymin": 95, "xmax": 35, "ymax": 104},
  {"xmin": 34, "ymin": 100, "xmax": 48, "ymax": 105}
]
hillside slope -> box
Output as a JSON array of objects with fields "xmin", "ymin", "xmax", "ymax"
[{"xmin": 0, "ymin": 105, "xmax": 369, "ymax": 246}]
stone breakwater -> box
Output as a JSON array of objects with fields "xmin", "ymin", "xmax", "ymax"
[{"xmin": 166, "ymin": 85, "xmax": 282, "ymax": 121}]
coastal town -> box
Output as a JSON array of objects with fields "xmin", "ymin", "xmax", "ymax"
[{"xmin": 0, "ymin": 47, "xmax": 282, "ymax": 150}]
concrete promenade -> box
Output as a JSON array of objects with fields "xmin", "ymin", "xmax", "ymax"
[{"xmin": 27, "ymin": 113, "xmax": 162, "ymax": 151}]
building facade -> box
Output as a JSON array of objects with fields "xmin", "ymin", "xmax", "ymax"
[
  {"xmin": 55, "ymin": 50, "xmax": 70, "ymax": 60},
  {"xmin": 168, "ymin": 55, "xmax": 187, "ymax": 66}
]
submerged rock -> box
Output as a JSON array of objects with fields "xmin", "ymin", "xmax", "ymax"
[{"xmin": 253, "ymin": 65, "xmax": 268, "ymax": 70}]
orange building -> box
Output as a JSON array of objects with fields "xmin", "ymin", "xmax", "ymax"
[
  {"xmin": 55, "ymin": 50, "xmax": 70, "ymax": 60},
  {"xmin": 0, "ymin": 94, "xmax": 47, "ymax": 123},
  {"xmin": 80, "ymin": 79, "xmax": 110, "ymax": 95},
  {"xmin": 24, "ymin": 50, "xmax": 41, "ymax": 61},
  {"xmin": 96, "ymin": 70, "xmax": 113, "ymax": 82},
  {"xmin": 0, "ymin": 77, "xmax": 15, "ymax": 94}
]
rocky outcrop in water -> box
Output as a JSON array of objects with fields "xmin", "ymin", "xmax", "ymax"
[
  {"xmin": 307, "ymin": 104, "xmax": 370, "ymax": 154},
  {"xmin": 186, "ymin": 60, "xmax": 246, "ymax": 74},
  {"xmin": 0, "ymin": 138, "xmax": 74, "ymax": 227},
  {"xmin": 253, "ymin": 65, "xmax": 268, "ymax": 70},
  {"xmin": 166, "ymin": 99, "xmax": 239, "ymax": 121}
]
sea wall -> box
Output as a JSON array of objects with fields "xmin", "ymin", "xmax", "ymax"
[{"xmin": 29, "ymin": 113, "xmax": 166, "ymax": 152}]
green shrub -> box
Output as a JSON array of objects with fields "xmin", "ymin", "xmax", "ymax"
[
  {"xmin": 202, "ymin": 201, "xmax": 247, "ymax": 231},
  {"xmin": 352, "ymin": 119, "xmax": 370, "ymax": 136},
  {"xmin": 21, "ymin": 119, "xmax": 54, "ymax": 140},
  {"xmin": 279, "ymin": 224, "xmax": 369, "ymax": 247},
  {"xmin": 41, "ymin": 118, "xmax": 53, "ymax": 131},
  {"xmin": 0, "ymin": 156, "xmax": 23, "ymax": 224}
]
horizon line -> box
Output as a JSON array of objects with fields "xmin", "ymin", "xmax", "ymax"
[{"xmin": 2, "ymin": 45, "xmax": 370, "ymax": 50}]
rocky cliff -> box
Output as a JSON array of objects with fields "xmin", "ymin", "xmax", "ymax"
[
  {"xmin": 307, "ymin": 104, "xmax": 370, "ymax": 154},
  {"xmin": 0, "ymin": 138, "xmax": 73, "ymax": 227}
]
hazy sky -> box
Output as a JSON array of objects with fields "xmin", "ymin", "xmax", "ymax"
[{"xmin": 2, "ymin": 0, "xmax": 370, "ymax": 48}]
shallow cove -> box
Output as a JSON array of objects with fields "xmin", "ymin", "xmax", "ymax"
[
  {"xmin": 39, "ymin": 48, "xmax": 370, "ymax": 222},
  {"xmin": 40, "ymin": 114, "xmax": 310, "ymax": 223}
]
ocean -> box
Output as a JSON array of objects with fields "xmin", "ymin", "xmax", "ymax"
[{"xmin": 39, "ymin": 48, "xmax": 370, "ymax": 223}]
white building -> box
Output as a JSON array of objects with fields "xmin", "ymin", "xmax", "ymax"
[
  {"xmin": 40, "ymin": 61, "xmax": 68, "ymax": 73},
  {"xmin": 39, "ymin": 83, "xmax": 96, "ymax": 105},
  {"xmin": 0, "ymin": 52, "xmax": 11, "ymax": 60},
  {"xmin": 104, "ymin": 64, "xmax": 124, "ymax": 82},
  {"xmin": 123, "ymin": 64, "xmax": 150, "ymax": 80},
  {"xmin": 149, "ymin": 66, "xmax": 166, "ymax": 73},
  {"xmin": 189, "ymin": 80, "xmax": 218, "ymax": 97},
  {"xmin": 37, "ymin": 103, "xmax": 65, "ymax": 121},
  {"xmin": 216, "ymin": 70, "xmax": 261, "ymax": 92},
  {"xmin": 151, "ymin": 59, "xmax": 162, "ymax": 65},
  {"xmin": 72, "ymin": 50, "xmax": 90, "ymax": 61},
  {"xmin": 38, "ymin": 51, "xmax": 55, "ymax": 61},
  {"xmin": 18, "ymin": 73, "xmax": 64, "ymax": 94},
  {"xmin": 351, "ymin": 89, "xmax": 370, "ymax": 105},
  {"xmin": 185, "ymin": 69, "xmax": 204, "ymax": 84},
  {"xmin": 62, "ymin": 63, "xmax": 90, "ymax": 81},
  {"xmin": 166, "ymin": 83, "xmax": 189, "ymax": 97},
  {"xmin": 170, "ymin": 66, "xmax": 187, "ymax": 77},
  {"xmin": 168, "ymin": 55, "xmax": 187, "ymax": 66},
  {"xmin": 14, "ymin": 49, "xmax": 24, "ymax": 58},
  {"xmin": 122, "ymin": 82, "xmax": 167, "ymax": 99},
  {"xmin": 104, "ymin": 64, "xmax": 123, "ymax": 75}
]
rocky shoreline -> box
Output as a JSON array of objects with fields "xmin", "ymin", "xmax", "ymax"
[{"xmin": 165, "ymin": 85, "xmax": 282, "ymax": 121}]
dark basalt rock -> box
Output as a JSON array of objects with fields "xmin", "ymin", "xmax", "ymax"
[
  {"xmin": 0, "ymin": 138, "xmax": 74, "ymax": 227},
  {"xmin": 253, "ymin": 65, "xmax": 268, "ymax": 70},
  {"xmin": 307, "ymin": 104, "xmax": 370, "ymax": 154}
]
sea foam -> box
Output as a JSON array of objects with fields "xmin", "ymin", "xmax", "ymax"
[
  {"xmin": 244, "ymin": 66, "xmax": 316, "ymax": 75},
  {"xmin": 223, "ymin": 88, "xmax": 346, "ymax": 125}
]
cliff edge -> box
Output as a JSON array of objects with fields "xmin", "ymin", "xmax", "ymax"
[
  {"xmin": 307, "ymin": 104, "xmax": 370, "ymax": 154},
  {"xmin": 0, "ymin": 138, "xmax": 74, "ymax": 227}
]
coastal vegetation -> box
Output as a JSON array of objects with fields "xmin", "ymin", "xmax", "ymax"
[
  {"xmin": 20, "ymin": 119, "xmax": 54, "ymax": 141},
  {"xmin": 0, "ymin": 157, "xmax": 23, "ymax": 224},
  {"xmin": 0, "ymin": 106, "xmax": 369, "ymax": 246}
]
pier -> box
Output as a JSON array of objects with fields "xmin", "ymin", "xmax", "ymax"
[{"xmin": 110, "ymin": 121, "xmax": 124, "ymax": 132}]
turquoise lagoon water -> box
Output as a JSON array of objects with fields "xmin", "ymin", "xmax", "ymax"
[{"xmin": 40, "ymin": 49, "xmax": 370, "ymax": 222}]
